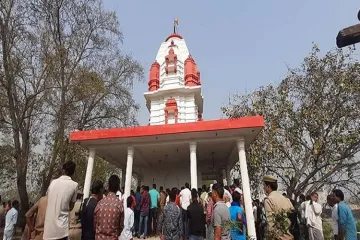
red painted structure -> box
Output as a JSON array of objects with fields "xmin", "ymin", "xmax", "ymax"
[
  {"xmin": 70, "ymin": 116, "xmax": 264, "ymax": 142},
  {"xmin": 165, "ymin": 98, "xmax": 178, "ymax": 124},
  {"xmin": 148, "ymin": 61, "xmax": 160, "ymax": 91},
  {"xmin": 185, "ymin": 55, "xmax": 201, "ymax": 86}
]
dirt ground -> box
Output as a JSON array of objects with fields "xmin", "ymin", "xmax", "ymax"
[
  {"xmin": 0, "ymin": 227, "xmax": 22, "ymax": 239},
  {"xmin": 0, "ymin": 228, "xmax": 160, "ymax": 240}
]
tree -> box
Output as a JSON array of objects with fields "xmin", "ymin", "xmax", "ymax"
[
  {"xmin": 223, "ymin": 45, "xmax": 360, "ymax": 199},
  {"xmin": 28, "ymin": 0, "xmax": 143, "ymax": 195},
  {"xmin": 0, "ymin": 0, "xmax": 143, "ymax": 223},
  {"xmin": 0, "ymin": 0, "xmax": 49, "ymax": 221}
]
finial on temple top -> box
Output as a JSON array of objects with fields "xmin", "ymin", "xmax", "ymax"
[{"xmin": 173, "ymin": 18, "xmax": 179, "ymax": 34}]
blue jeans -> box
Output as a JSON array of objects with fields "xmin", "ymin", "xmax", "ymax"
[
  {"xmin": 149, "ymin": 207, "xmax": 158, "ymax": 234},
  {"xmin": 206, "ymin": 224, "xmax": 214, "ymax": 240},
  {"xmin": 181, "ymin": 208, "xmax": 189, "ymax": 239},
  {"xmin": 139, "ymin": 211, "xmax": 149, "ymax": 237}
]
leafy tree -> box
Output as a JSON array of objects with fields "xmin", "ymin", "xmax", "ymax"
[
  {"xmin": 223, "ymin": 45, "xmax": 360, "ymax": 199},
  {"xmin": 0, "ymin": 0, "xmax": 50, "ymax": 220},
  {"xmin": 0, "ymin": 0, "xmax": 143, "ymax": 223},
  {"xmin": 28, "ymin": 0, "xmax": 143, "ymax": 195}
]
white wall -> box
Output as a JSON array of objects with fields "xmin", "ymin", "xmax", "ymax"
[
  {"xmin": 142, "ymin": 164, "xmax": 202, "ymax": 189},
  {"xmin": 149, "ymin": 94, "xmax": 198, "ymax": 125}
]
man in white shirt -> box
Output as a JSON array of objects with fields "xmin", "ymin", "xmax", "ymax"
[
  {"xmin": 116, "ymin": 190, "xmax": 122, "ymax": 200},
  {"xmin": 120, "ymin": 196, "xmax": 135, "ymax": 240},
  {"xmin": 305, "ymin": 192, "xmax": 324, "ymax": 240},
  {"xmin": 3, "ymin": 200, "xmax": 19, "ymax": 240},
  {"xmin": 327, "ymin": 194, "xmax": 338, "ymax": 239},
  {"xmin": 43, "ymin": 161, "xmax": 79, "ymax": 240},
  {"xmin": 179, "ymin": 183, "xmax": 191, "ymax": 239}
]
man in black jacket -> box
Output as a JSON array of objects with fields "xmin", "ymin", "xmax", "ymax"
[
  {"xmin": 187, "ymin": 189, "xmax": 206, "ymax": 239},
  {"xmin": 80, "ymin": 180, "xmax": 104, "ymax": 240}
]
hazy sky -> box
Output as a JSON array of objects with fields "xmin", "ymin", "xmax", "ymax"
[{"xmin": 104, "ymin": 0, "xmax": 360, "ymax": 125}]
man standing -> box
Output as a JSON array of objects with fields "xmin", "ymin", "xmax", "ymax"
[
  {"xmin": 139, "ymin": 186, "xmax": 150, "ymax": 239},
  {"xmin": 211, "ymin": 183, "xmax": 230, "ymax": 240},
  {"xmin": 134, "ymin": 186, "xmax": 142, "ymax": 236},
  {"xmin": 326, "ymin": 194, "xmax": 338, "ymax": 240},
  {"xmin": 200, "ymin": 185, "xmax": 208, "ymax": 209},
  {"xmin": 159, "ymin": 186, "xmax": 167, "ymax": 213},
  {"xmin": 300, "ymin": 195, "xmax": 311, "ymax": 240},
  {"xmin": 25, "ymin": 195, "xmax": 48, "ymax": 240},
  {"xmin": 43, "ymin": 161, "xmax": 79, "ymax": 240},
  {"xmin": 68, "ymin": 190, "xmax": 83, "ymax": 240},
  {"xmin": 263, "ymin": 175, "xmax": 294, "ymax": 240},
  {"xmin": 187, "ymin": 189, "xmax": 206, "ymax": 240},
  {"xmin": 180, "ymin": 183, "xmax": 191, "ymax": 239},
  {"xmin": 94, "ymin": 175, "xmax": 124, "ymax": 239},
  {"xmin": 3, "ymin": 200, "xmax": 19, "ymax": 240},
  {"xmin": 206, "ymin": 192, "xmax": 214, "ymax": 240},
  {"xmin": 158, "ymin": 188, "xmax": 183, "ymax": 240},
  {"xmin": 81, "ymin": 180, "xmax": 104, "ymax": 240},
  {"xmin": 305, "ymin": 192, "xmax": 323, "ymax": 240},
  {"xmin": 120, "ymin": 197, "xmax": 135, "ymax": 240},
  {"xmin": 333, "ymin": 189, "xmax": 357, "ymax": 240},
  {"xmin": 149, "ymin": 184, "xmax": 160, "ymax": 235}
]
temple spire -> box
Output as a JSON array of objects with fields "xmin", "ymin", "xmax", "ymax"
[{"xmin": 173, "ymin": 18, "xmax": 179, "ymax": 34}]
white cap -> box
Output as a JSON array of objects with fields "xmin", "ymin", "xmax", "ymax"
[{"xmin": 235, "ymin": 187, "xmax": 243, "ymax": 194}]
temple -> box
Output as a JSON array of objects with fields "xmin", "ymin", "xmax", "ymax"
[
  {"xmin": 70, "ymin": 25, "xmax": 264, "ymax": 239},
  {"xmin": 145, "ymin": 33, "xmax": 203, "ymax": 125}
]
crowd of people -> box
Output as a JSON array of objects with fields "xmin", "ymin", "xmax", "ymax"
[
  {"xmin": 0, "ymin": 160, "xmax": 358, "ymax": 240},
  {"xmin": 262, "ymin": 176, "xmax": 358, "ymax": 240}
]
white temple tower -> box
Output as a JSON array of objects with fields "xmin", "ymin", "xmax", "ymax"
[{"xmin": 144, "ymin": 31, "xmax": 204, "ymax": 125}]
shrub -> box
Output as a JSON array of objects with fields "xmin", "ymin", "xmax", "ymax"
[{"xmin": 322, "ymin": 221, "xmax": 333, "ymax": 240}]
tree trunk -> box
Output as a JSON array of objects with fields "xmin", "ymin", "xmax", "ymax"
[{"xmin": 17, "ymin": 165, "xmax": 29, "ymax": 227}]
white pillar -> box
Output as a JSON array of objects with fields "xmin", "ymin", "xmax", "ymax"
[
  {"xmin": 189, "ymin": 142, "xmax": 198, "ymax": 190},
  {"xmin": 83, "ymin": 148, "xmax": 95, "ymax": 199},
  {"xmin": 124, "ymin": 147, "xmax": 134, "ymax": 202},
  {"xmin": 237, "ymin": 138, "xmax": 256, "ymax": 240}
]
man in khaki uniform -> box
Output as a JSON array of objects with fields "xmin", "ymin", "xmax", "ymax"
[
  {"xmin": 25, "ymin": 195, "xmax": 48, "ymax": 240},
  {"xmin": 263, "ymin": 175, "xmax": 295, "ymax": 240},
  {"xmin": 68, "ymin": 190, "xmax": 83, "ymax": 240}
]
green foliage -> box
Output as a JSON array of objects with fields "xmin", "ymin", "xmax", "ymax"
[
  {"xmin": 323, "ymin": 221, "xmax": 333, "ymax": 240},
  {"xmin": 223, "ymin": 220, "xmax": 253, "ymax": 240},
  {"xmin": 357, "ymin": 221, "xmax": 360, "ymax": 232},
  {"xmin": 223, "ymin": 45, "xmax": 360, "ymax": 198},
  {"xmin": 266, "ymin": 210, "xmax": 291, "ymax": 240}
]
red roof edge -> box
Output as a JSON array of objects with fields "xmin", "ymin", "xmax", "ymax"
[
  {"xmin": 165, "ymin": 33, "xmax": 183, "ymax": 42},
  {"xmin": 70, "ymin": 116, "xmax": 264, "ymax": 142}
]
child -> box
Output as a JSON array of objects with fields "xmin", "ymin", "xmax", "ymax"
[{"xmin": 120, "ymin": 196, "xmax": 134, "ymax": 240}]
